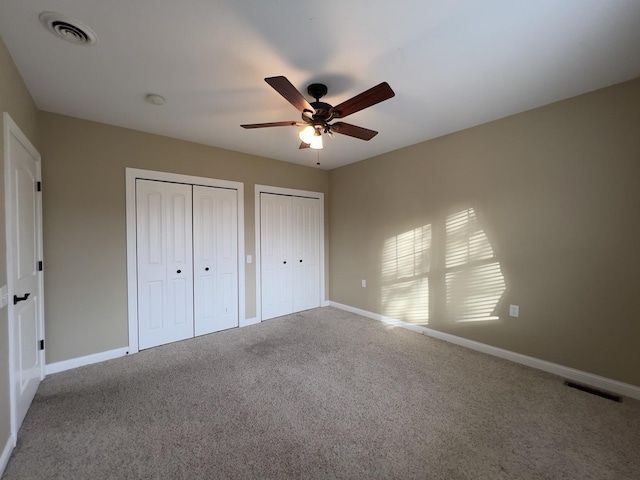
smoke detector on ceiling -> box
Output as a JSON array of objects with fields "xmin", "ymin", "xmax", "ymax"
[
  {"xmin": 146, "ymin": 94, "xmax": 166, "ymax": 106},
  {"xmin": 39, "ymin": 12, "xmax": 97, "ymax": 46}
]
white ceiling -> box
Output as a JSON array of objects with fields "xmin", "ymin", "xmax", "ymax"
[{"xmin": 1, "ymin": 1, "xmax": 640, "ymax": 170}]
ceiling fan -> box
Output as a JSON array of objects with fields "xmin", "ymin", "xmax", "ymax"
[{"xmin": 241, "ymin": 76, "xmax": 395, "ymax": 150}]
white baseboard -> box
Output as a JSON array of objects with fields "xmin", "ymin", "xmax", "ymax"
[
  {"xmin": 47, "ymin": 318, "xmax": 262, "ymax": 376},
  {"xmin": 45, "ymin": 347, "xmax": 130, "ymax": 375},
  {"xmin": 0, "ymin": 433, "xmax": 16, "ymax": 478},
  {"xmin": 327, "ymin": 301, "xmax": 640, "ymax": 401}
]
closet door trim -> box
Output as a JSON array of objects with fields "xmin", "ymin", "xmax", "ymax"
[
  {"xmin": 255, "ymin": 184, "xmax": 326, "ymax": 322},
  {"xmin": 126, "ymin": 168, "xmax": 245, "ymax": 354}
]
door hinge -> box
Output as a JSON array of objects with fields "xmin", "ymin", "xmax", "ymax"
[
  {"xmin": 38, "ymin": 260, "xmax": 43, "ymax": 271},
  {"xmin": 36, "ymin": 181, "xmax": 42, "ymax": 192},
  {"xmin": 39, "ymin": 339, "xmax": 45, "ymax": 351}
]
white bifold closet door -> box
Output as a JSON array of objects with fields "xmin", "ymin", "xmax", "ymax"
[
  {"xmin": 261, "ymin": 193, "xmax": 292, "ymax": 320},
  {"xmin": 136, "ymin": 179, "xmax": 194, "ymax": 349},
  {"xmin": 193, "ymin": 185, "xmax": 238, "ymax": 335},
  {"xmin": 261, "ymin": 193, "xmax": 320, "ymax": 320},
  {"xmin": 136, "ymin": 179, "xmax": 238, "ymax": 350},
  {"xmin": 292, "ymin": 196, "xmax": 320, "ymax": 312}
]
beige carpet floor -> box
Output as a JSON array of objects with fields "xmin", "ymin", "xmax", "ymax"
[{"xmin": 3, "ymin": 307, "xmax": 640, "ymax": 479}]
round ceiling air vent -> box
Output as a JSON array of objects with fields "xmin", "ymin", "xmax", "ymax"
[{"xmin": 39, "ymin": 12, "xmax": 97, "ymax": 46}]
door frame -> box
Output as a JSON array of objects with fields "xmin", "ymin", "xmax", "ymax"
[
  {"xmin": 254, "ymin": 184, "xmax": 326, "ymax": 321},
  {"xmin": 125, "ymin": 168, "xmax": 245, "ymax": 354},
  {"xmin": 3, "ymin": 112, "xmax": 45, "ymax": 440}
]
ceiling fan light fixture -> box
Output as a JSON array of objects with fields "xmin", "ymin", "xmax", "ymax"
[
  {"xmin": 309, "ymin": 133, "xmax": 323, "ymax": 150},
  {"xmin": 298, "ymin": 125, "xmax": 316, "ymax": 144}
]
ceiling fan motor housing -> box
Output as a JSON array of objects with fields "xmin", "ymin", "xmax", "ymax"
[
  {"xmin": 303, "ymin": 83, "xmax": 334, "ymax": 125},
  {"xmin": 307, "ymin": 102, "xmax": 334, "ymax": 123}
]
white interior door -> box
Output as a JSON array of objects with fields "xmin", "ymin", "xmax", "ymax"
[
  {"xmin": 292, "ymin": 196, "xmax": 320, "ymax": 312},
  {"xmin": 193, "ymin": 185, "xmax": 238, "ymax": 335},
  {"xmin": 260, "ymin": 193, "xmax": 293, "ymax": 320},
  {"xmin": 136, "ymin": 179, "xmax": 194, "ymax": 349},
  {"xmin": 5, "ymin": 114, "xmax": 44, "ymax": 434}
]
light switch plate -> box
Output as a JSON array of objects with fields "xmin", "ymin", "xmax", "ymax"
[
  {"xmin": 509, "ymin": 304, "xmax": 519, "ymax": 317},
  {"xmin": 246, "ymin": 255, "xmax": 252, "ymax": 264},
  {"xmin": 0, "ymin": 285, "xmax": 7, "ymax": 308}
]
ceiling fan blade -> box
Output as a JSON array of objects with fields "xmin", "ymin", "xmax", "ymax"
[
  {"xmin": 330, "ymin": 122, "xmax": 378, "ymax": 141},
  {"xmin": 330, "ymin": 82, "xmax": 395, "ymax": 118},
  {"xmin": 265, "ymin": 76, "xmax": 315, "ymax": 113},
  {"xmin": 299, "ymin": 142, "xmax": 310, "ymax": 149},
  {"xmin": 241, "ymin": 121, "xmax": 303, "ymax": 129}
]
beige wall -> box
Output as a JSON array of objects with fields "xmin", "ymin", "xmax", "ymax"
[
  {"xmin": 39, "ymin": 112, "xmax": 328, "ymax": 363},
  {"xmin": 0, "ymin": 35, "xmax": 41, "ymax": 455},
  {"xmin": 329, "ymin": 77, "xmax": 640, "ymax": 387}
]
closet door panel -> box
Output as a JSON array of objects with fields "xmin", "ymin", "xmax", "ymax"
[
  {"xmin": 194, "ymin": 185, "xmax": 238, "ymax": 334},
  {"xmin": 167, "ymin": 191, "xmax": 193, "ymax": 328},
  {"xmin": 137, "ymin": 180, "xmax": 194, "ymax": 349},
  {"xmin": 292, "ymin": 196, "xmax": 320, "ymax": 312},
  {"xmin": 139, "ymin": 189, "xmax": 165, "ymax": 335},
  {"xmin": 194, "ymin": 191, "xmax": 216, "ymax": 334},
  {"xmin": 218, "ymin": 192, "xmax": 238, "ymax": 326},
  {"xmin": 261, "ymin": 193, "xmax": 293, "ymax": 320}
]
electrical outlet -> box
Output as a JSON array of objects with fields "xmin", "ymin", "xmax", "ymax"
[
  {"xmin": 509, "ymin": 304, "xmax": 519, "ymax": 318},
  {"xmin": 362, "ymin": 279, "xmax": 366, "ymax": 288}
]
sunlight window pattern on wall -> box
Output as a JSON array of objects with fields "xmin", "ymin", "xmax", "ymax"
[
  {"xmin": 445, "ymin": 208, "xmax": 505, "ymax": 322},
  {"xmin": 381, "ymin": 224, "xmax": 431, "ymax": 324}
]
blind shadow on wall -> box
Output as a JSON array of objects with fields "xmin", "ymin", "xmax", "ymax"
[{"xmin": 381, "ymin": 207, "xmax": 505, "ymax": 325}]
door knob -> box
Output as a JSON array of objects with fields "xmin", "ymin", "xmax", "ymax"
[
  {"xmin": 13, "ymin": 293, "xmax": 30, "ymax": 305},
  {"xmin": 283, "ymin": 261, "xmax": 287, "ymax": 264},
  {"xmin": 299, "ymin": 259, "xmax": 303, "ymax": 263},
  {"xmin": 205, "ymin": 267, "xmax": 209, "ymax": 271},
  {"xmin": 177, "ymin": 270, "xmax": 182, "ymax": 274}
]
